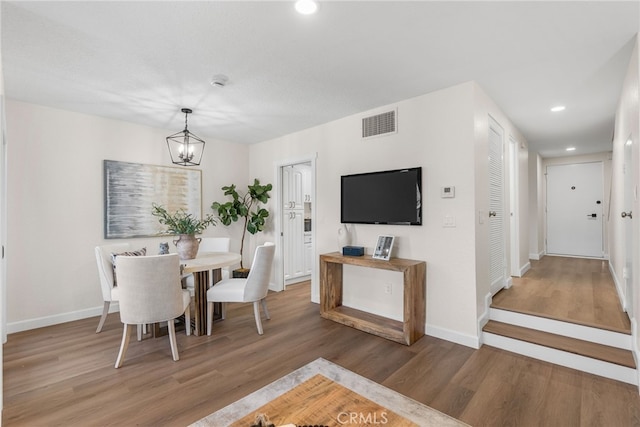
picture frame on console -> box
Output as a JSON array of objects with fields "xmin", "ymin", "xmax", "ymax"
[{"xmin": 373, "ymin": 235, "xmax": 394, "ymax": 261}]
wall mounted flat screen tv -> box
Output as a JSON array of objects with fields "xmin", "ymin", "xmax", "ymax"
[{"xmin": 341, "ymin": 167, "xmax": 422, "ymax": 225}]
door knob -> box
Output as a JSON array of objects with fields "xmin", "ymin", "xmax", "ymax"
[
  {"xmin": 621, "ymin": 211, "xmax": 633, "ymax": 219},
  {"xmin": 489, "ymin": 211, "xmax": 497, "ymax": 217}
]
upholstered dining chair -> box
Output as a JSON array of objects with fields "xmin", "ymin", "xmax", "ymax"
[
  {"xmin": 94, "ymin": 242, "xmax": 133, "ymax": 333},
  {"xmin": 206, "ymin": 242, "xmax": 275, "ymax": 336},
  {"xmin": 114, "ymin": 254, "xmax": 191, "ymax": 368},
  {"xmin": 184, "ymin": 237, "xmax": 232, "ymax": 294}
]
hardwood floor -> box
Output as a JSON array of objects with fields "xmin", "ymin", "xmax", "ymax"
[
  {"xmin": 492, "ymin": 256, "xmax": 631, "ymax": 333},
  {"xmin": 4, "ymin": 280, "xmax": 640, "ymax": 426}
]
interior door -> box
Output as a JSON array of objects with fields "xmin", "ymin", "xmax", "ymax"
[
  {"xmin": 488, "ymin": 117, "xmax": 507, "ymax": 294},
  {"xmin": 280, "ymin": 161, "xmax": 314, "ymax": 289},
  {"xmin": 546, "ymin": 162, "xmax": 604, "ymax": 258},
  {"xmin": 623, "ymin": 136, "xmax": 634, "ymax": 315}
]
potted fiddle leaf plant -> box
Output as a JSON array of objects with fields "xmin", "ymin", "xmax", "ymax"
[
  {"xmin": 211, "ymin": 179, "xmax": 272, "ymax": 276},
  {"xmin": 151, "ymin": 203, "xmax": 216, "ymax": 260}
]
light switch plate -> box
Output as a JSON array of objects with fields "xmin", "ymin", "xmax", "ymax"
[{"xmin": 443, "ymin": 215, "xmax": 456, "ymax": 227}]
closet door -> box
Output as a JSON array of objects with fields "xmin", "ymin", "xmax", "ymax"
[{"xmin": 488, "ymin": 116, "xmax": 507, "ymax": 294}]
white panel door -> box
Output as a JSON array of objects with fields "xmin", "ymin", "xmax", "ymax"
[
  {"xmin": 546, "ymin": 162, "xmax": 604, "ymax": 258},
  {"xmin": 282, "ymin": 166, "xmax": 304, "ymax": 210},
  {"xmin": 623, "ymin": 137, "xmax": 634, "ymax": 315},
  {"xmin": 488, "ymin": 117, "xmax": 507, "ymax": 294}
]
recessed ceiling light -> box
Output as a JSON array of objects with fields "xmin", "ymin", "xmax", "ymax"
[
  {"xmin": 626, "ymin": 138, "xmax": 633, "ymax": 146},
  {"xmin": 566, "ymin": 147, "xmax": 576, "ymax": 151},
  {"xmin": 295, "ymin": 0, "xmax": 318, "ymax": 15},
  {"xmin": 551, "ymin": 105, "xmax": 566, "ymax": 112}
]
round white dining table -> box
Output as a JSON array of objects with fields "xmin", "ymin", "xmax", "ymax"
[{"xmin": 181, "ymin": 252, "xmax": 241, "ymax": 335}]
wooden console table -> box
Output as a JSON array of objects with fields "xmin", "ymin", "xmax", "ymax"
[{"xmin": 320, "ymin": 252, "xmax": 426, "ymax": 345}]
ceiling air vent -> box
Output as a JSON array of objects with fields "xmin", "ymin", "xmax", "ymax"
[{"xmin": 362, "ymin": 109, "xmax": 397, "ymax": 139}]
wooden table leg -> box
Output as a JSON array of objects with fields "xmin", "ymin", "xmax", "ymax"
[{"xmin": 193, "ymin": 270, "xmax": 210, "ymax": 336}]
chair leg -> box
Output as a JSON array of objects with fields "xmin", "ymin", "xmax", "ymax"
[
  {"xmin": 260, "ymin": 298, "xmax": 271, "ymax": 320},
  {"xmin": 96, "ymin": 301, "xmax": 110, "ymax": 333},
  {"xmin": 253, "ymin": 301, "xmax": 264, "ymax": 335},
  {"xmin": 137, "ymin": 324, "xmax": 143, "ymax": 341},
  {"xmin": 207, "ymin": 301, "xmax": 214, "ymax": 336},
  {"xmin": 115, "ymin": 324, "xmax": 133, "ymax": 368},
  {"xmin": 221, "ymin": 302, "xmax": 227, "ymax": 320},
  {"xmin": 168, "ymin": 320, "xmax": 179, "ymax": 361},
  {"xmin": 185, "ymin": 305, "xmax": 191, "ymax": 336}
]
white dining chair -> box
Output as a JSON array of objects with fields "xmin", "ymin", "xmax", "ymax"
[
  {"xmin": 206, "ymin": 242, "xmax": 275, "ymax": 336},
  {"xmin": 184, "ymin": 237, "xmax": 232, "ymax": 294},
  {"xmin": 94, "ymin": 242, "xmax": 137, "ymax": 333},
  {"xmin": 114, "ymin": 254, "xmax": 191, "ymax": 368}
]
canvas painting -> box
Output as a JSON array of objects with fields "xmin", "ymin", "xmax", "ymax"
[{"xmin": 104, "ymin": 160, "xmax": 202, "ymax": 238}]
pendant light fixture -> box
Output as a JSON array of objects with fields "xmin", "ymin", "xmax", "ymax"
[{"xmin": 166, "ymin": 108, "xmax": 205, "ymax": 166}]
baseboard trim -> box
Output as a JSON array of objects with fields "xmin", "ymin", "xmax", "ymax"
[
  {"xmin": 529, "ymin": 251, "xmax": 545, "ymax": 261},
  {"xmin": 427, "ymin": 324, "xmax": 480, "ymax": 349},
  {"xmin": 609, "ymin": 260, "xmax": 627, "ymax": 312},
  {"xmin": 519, "ymin": 261, "xmax": 531, "ymax": 276},
  {"xmin": 477, "ymin": 292, "xmax": 493, "ymax": 346},
  {"xmin": 7, "ymin": 302, "xmax": 120, "ymax": 334}
]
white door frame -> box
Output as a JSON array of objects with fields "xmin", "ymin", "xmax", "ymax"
[
  {"xmin": 509, "ymin": 136, "xmax": 520, "ymax": 277},
  {"xmin": 273, "ymin": 154, "xmax": 317, "ymax": 292}
]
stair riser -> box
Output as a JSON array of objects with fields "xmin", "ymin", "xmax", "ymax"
[
  {"xmin": 484, "ymin": 332, "xmax": 637, "ymax": 385},
  {"xmin": 490, "ymin": 308, "xmax": 632, "ymax": 350}
]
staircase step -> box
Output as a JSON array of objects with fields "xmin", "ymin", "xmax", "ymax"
[
  {"xmin": 483, "ymin": 320, "xmax": 636, "ymax": 369},
  {"xmin": 489, "ymin": 307, "xmax": 632, "ymax": 350},
  {"xmin": 490, "ymin": 304, "xmax": 631, "ymax": 335}
]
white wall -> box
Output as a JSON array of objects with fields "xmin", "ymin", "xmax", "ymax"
[
  {"xmin": 5, "ymin": 100, "xmax": 249, "ymax": 332},
  {"xmin": 610, "ymin": 35, "xmax": 639, "ymax": 354},
  {"xmin": 5, "ymin": 79, "xmax": 531, "ymax": 349},
  {"xmin": 0, "ymin": 2, "xmax": 5, "ymax": 413},
  {"xmin": 250, "ymin": 81, "xmax": 529, "ymax": 348}
]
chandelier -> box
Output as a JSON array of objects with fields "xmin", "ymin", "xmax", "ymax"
[{"xmin": 166, "ymin": 108, "xmax": 205, "ymax": 166}]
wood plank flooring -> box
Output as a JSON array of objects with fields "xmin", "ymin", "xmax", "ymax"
[
  {"xmin": 492, "ymin": 256, "xmax": 631, "ymax": 333},
  {"xmin": 4, "ymin": 281, "xmax": 640, "ymax": 426}
]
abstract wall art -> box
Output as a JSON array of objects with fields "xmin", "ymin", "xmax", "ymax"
[{"xmin": 104, "ymin": 160, "xmax": 202, "ymax": 238}]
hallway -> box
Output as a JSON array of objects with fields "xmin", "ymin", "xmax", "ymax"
[{"xmin": 492, "ymin": 256, "xmax": 631, "ymax": 333}]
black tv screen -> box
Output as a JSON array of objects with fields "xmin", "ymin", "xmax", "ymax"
[{"xmin": 341, "ymin": 167, "xmax": 422, "ymax": 225}]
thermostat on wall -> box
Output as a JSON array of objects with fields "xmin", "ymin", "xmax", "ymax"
[{"xmin": 441, "ymin": 186, "xmax": 455, "ymax": 198}]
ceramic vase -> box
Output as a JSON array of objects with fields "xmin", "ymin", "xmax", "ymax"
[{"xmin": 173, "ymin": 234, "xmax": 201, "ymax": 260}]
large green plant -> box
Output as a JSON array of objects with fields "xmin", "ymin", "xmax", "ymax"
[
  {"xmin": 152, "ymin": 203, "xmax": 216, "ymax": 235},
  {"xmin": 211, "ymin": 179, "xmax": 272, "ymax": 268}
]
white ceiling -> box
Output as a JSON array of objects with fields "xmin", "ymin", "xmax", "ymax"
[{"xmin": 2, "ymin": 1, "xmax": 638, "ymax": 157}]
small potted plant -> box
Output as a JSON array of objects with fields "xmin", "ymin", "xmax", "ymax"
[
  {"xmin": 151, "ymin": 203, "xmax": 216, "ymax": 260},
  {"xmin": 211, "ymin": 179, "xmax": 272, "ymax": 276}
]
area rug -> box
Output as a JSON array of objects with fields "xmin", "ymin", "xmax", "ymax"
[{"xmin": 190, "ymin": 358, "xmax": 468, "ymax": 427}]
